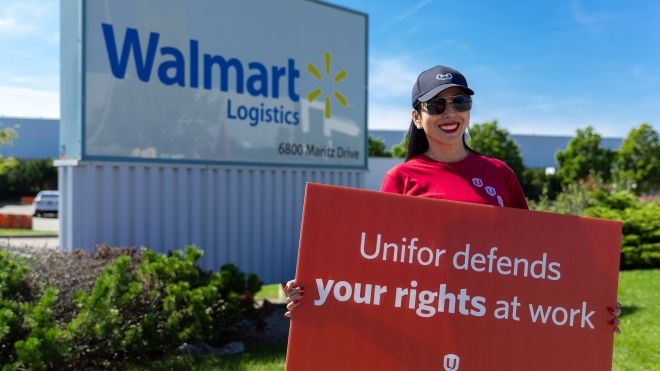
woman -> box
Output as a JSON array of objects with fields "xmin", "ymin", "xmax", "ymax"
[
  {"xmin": 380, "ymin": 65, "xmax": 528, "ymax": 209},
  {"xmin": 284, "ymin": 65, "xmax": 620, "ymax": 331}
]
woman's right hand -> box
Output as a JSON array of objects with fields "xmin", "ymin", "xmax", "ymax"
[{"xmin": 283, "ymin": 279, "xmax": 305, "ymax": 318}]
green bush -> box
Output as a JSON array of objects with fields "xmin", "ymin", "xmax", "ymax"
[
  {"xmin": 586, "ymin": 201, "xmax": 660, "ymax": 269},
  {"xmin": 521, "ymin": 168, "xmax": 558, "ymax": 201},
  {"xmin": 0, "ymin": 250, "xmax": 31, "ymax": 366},
  {"xmin": 531, "ymin": 184, "xmax": 660, "ymax": 270},
  {"xmin": 13, "ymin": 288, "xmax": 71, "ymax": 370},
  {"xmin": 0, "ymin": 245, "xmax": 263, "ymax": 370},
  {"xmin": 0, "ymin": 158, "xmax": 57, "ymax": 199},
  {"xmin": 368, "ymin": 136, "xmax": 392, "ymax": 157}
]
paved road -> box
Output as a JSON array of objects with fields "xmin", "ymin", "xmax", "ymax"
[{"xmin": 32, "ymin": 217, "xmax": 59, "ymax": 232}]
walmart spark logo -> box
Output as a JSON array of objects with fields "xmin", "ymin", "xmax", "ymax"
[{"xmin": 306, "ymin": 52, "xmax": 348, "ymax": 119}]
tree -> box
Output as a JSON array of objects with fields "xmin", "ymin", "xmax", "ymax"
[
  {"xmin": 555, "ymin": 126, "xmax": 615, "ymax": 185},
  {"xmin": 391, "ymin": 131, "xmax": 409, "ymax": 159},
  {"xmin": 0, "ymin": 127, "xmax": 17, "ymax": 147},
  {"xmin": 367, "ymin": 136, "xmax": 392, "ymax": 157},
  {"xmin": 521, "ymin": 168, "xmax": 562, "ymax": 202},
  {"xmin": 0, "ymin": 128, "xmax": 19, "ymax": 199},
  {"xmin": 612, "ymin": 123, "xmax": 660, "ymax": 194},
  {"xmin": 468, "ymin": 120, "xmax": 524, "ymax": 178}
]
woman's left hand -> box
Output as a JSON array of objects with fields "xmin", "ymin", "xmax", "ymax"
[{"xmin": 608, "ymin": 302, "xmax": 622, "ymax": 334}]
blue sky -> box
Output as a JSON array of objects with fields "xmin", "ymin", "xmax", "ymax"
[{"xmin": 0, "ymin": 0, "xmax": 658, "ymax": 137}]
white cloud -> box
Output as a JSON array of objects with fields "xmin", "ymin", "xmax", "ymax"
[
  {"xmin": 370, "ymin": 57, "xmax": 420, "ymax": 102},
  {"xmin": 367, "ymin": 56, "xmax": 422, "ymax": 130},
  {"xmin": 0, "ymin": 86, "xmax": 59, "ymax": 118},
  {"xmin": 0, "ymin": 15, "xmax": 17, "ymax": 30},
  {"xmin": 368, "ymin": 103, "xmax": 410, "ymax": 131},
  {"xmin": 377, "ymin": 0, "xmax": 434, "ymax": 33},
  {"xmin": 395, "ymin": 0, "xmax": 433, "ymax": 22},
  {"xmin": 9, "ymin": 74, "xmax": 59, "ymax": 91},
  {"xmin": 569, "ymin": 0, "xmax": 623, "ymax": 34},
  {"xmin": 0, "ymin": 0, "xmax": 58, "ymax": 41}
]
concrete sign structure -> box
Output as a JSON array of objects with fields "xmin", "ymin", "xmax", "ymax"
[{"xmin": 59, "ymin": 0, "xmax": 367, "ymax": 282}]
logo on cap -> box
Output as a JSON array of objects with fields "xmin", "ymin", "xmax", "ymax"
[{"xmin": 436, "ymin": 73, "xmax": 453, "ymax": 81}]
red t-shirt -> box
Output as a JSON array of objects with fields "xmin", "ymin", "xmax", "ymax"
[{"xmin": 380, "ymin": 152, "xmax": 529, "ymax": 209}]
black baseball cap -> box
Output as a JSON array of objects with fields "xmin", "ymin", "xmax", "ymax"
[{"xmin": 411, "ymin": 65, "xmax": 474, "ymax": 107}]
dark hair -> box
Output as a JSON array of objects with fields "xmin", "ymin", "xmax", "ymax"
[{"xmin": 405, "ymin": 104, "xmax": 472, "ymax": 161}]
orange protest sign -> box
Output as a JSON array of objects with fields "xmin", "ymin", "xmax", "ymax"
[{"xmin": 286, "ymin": 183, "xmax": 621, "ymax": 371}]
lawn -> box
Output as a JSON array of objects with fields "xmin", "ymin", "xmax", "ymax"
[
  {"xmin": 0, "ymin": 228, "xmax": 57, "ymax": 236},
  {"xmin": 147, "ymin": 270, "xmax": 659, "ymax": 370},
  {"xmin": 613, "ymin": 269, "xmax": 660, "ymax": 370},
  {"xmin": 254, "ymin": 282, "xmax": 283, "ymax": 302}
]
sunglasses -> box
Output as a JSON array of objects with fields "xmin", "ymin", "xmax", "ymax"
[{"xmin": 421, "ymin": 94, "xmax": 472, "ymax": 115}]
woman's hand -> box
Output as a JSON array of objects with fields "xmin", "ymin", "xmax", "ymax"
[
  {"xmin": 609, "ymin": 302, "xmax": 622, "ymax": 334},
  {"xmin": 283, "ymin": 279, "xmax": 305, "ymax": 318}
]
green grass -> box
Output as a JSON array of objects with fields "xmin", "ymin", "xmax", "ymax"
[
  {"xmin": 613, "ymin": 270, "xmax": 660, "ymax": 371},
  {"xmin": 146, "ymin": 270, "xmax": 659, "ymax": 370},
  {"xmin": 132, "ymin": 340, "xmax": 287, "ymax": 371},
  {"xmin": 0, "ymin": 228, "xmax": 57, "ymax": 236},
  {"xmin": 254, "ymin": 283, "xmax": 283, "ymax": 302}
]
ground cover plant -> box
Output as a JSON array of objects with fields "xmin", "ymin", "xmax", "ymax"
[{"xmin": 0, "ymin": 244, "xmax": 264, "ymax": 370}]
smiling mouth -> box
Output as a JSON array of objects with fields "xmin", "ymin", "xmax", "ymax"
[{"xmin": 439, "ymin": 122, "xmax": 460, "ymax": 134}]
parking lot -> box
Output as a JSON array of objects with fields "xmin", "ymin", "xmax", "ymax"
[
  {"xmin": 0, "ymin": 204, "xmax": 59, "ymax": 232},
  {"xmin": 0, "ymin": 203, "xmax": 59, "ymax": 249}
]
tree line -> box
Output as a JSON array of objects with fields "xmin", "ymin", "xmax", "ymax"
[{"xmin": 369, "ymin": 121, "xmax": 660, "ymax": 200}]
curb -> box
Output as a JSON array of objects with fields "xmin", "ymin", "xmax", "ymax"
[{"xmin": 0, "ymin": 235, "xmax": 58, "ymax": 239}]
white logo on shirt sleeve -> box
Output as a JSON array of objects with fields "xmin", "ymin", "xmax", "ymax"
[
  {"xmin": 497, "ymin": 195, "xmax": 504, "ymax": 207},
  {"xmin": 485, "ymin": 186, "xmax": 496, "ymax": 196},
  {"xmin": 472, "ymin": 178, "xmax": 484, "ymax": 187}
]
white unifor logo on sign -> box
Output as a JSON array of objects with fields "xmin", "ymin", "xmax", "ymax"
[
  {"xmin": 443, "ymin": 354, "xmax": 460, "ymax": 370},
  {"xmin": 436, "ymin": 73, "xmax": 453, "ymax": 80},
  {"xmin": 472, "ymin": 178, "xmax": 484, "ymax": 187}
]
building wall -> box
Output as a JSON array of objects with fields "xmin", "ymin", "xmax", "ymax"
[
  {"xmin": 365, "ymin": 157, "xmax": 402, "ymax": 190},
  {"xmin": 57, "ymin": 160, "xmax": 364, "ymax": 283},
  {"xmin": 0, "ymin": 117, "xmax": 59, "ymax": 159}
]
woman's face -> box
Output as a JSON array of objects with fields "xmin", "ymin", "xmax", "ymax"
[{"xmin": 412, "ymin": 86, "xmax": 471, "ymax": 149}]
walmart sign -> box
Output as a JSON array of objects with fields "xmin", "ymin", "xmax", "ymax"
[{"xmin": 82, "ymin": 0, "xmax": 367, "ymax": 167}]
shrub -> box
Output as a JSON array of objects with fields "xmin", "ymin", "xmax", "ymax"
[
  {"xmin": 521, "ymin": 168, "xmax": 562, "ymax": 202},
  {"xmin": 13, "ymin": 288, "xmax": 71, "ymax": 370},
  {"xmin": 0, "ymin": 159, "xmax": 57, "ymax": 200},
  {"xmin": 0, "ymin": 245, "xmax": 264, "ymax": 369},
  {"xmin": 531, "ymin": 183, "xmax": 660, "ymax": 269},
  {"xmin": 368, "ymin": 136, "xmax": 392, "ymax": 157},
  {"xmin": 0, "ymin": 250, "xmax": 31, "ymax": 366},
  {"xmin": 585, "ymin": 197, "xmax": 660, "ymax": 269}
]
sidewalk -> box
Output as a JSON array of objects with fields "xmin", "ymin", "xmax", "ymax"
[
  {"xmin": 0, "ymin": 204, "xmax": 34, "ymax": 215},
  {"xmin": 0, "ymin": 236, "xmax": 59, "ymax": 249}
]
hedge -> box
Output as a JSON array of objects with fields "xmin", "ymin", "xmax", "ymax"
[{"xmin": 0, "ymin": 245, "xmax": 263, "ymax": 370}]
